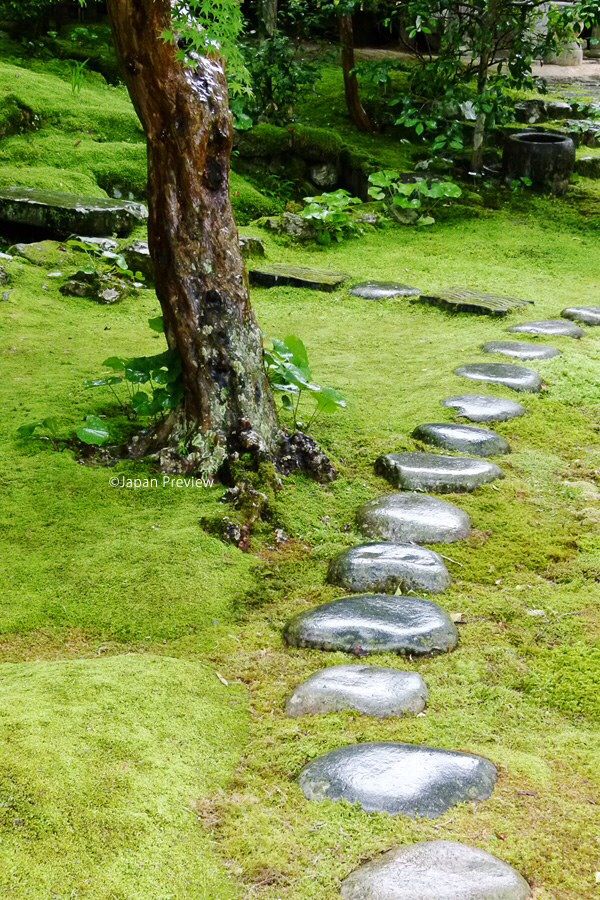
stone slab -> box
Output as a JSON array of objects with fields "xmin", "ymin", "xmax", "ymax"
[
  {"xmin": 341, "ymin": 840, "xmax": 531, "ymax": 899},
  {"xmin": 376, "ymin": 452, "xmax": 503, "ymax": 492},
  {"xmin": 284, "ymin": 594, "xmax": 458, "ymax": 656},
  {"xmin": 561, "ymin": 306, "xmax": 600, "ymax": 326},
  {"xmin": 286, "ymin": 665, "xmax": 428, "ymax": 717},
  {"xmin": 328, "ymin": 542, "xmax": 451, "ymax": 594},
  {"xmin": 299, "ymin": 742, "xmax": 497, "ymax": 817},
  {"xmin": 483, "ymin": 340, "xmax": 560, "ymax": 360},
  {"xmin": 249, "ymin": 264, "xmax": 348, "ymax": 291},
  {"xmin": 350, "ymin": 282, "xmax": 421, "ymax": 300},
  {"xmin": 0, "ymin": 186, "xmax": 147, "ymax": 238},
  {"xmin": 416, "ymin": 288, "xmax": 533, "ymax": 316},
  {"xmin": 508, "ymin": 319, "xmax": 584, "ymax": 338},
  {"xmin": 357, "ymin": 493, "xmax": 472, "ymax": 544},
  {"xmin": 455, "ymin": 363, "xmax": 542, "ymax": 393},
  {"xmin": 413, "ymin": 423, "xmax": 509, "ymax": 456},
  {"xmin": 442, "ymin": 395, "xmax": 526, "ymax": 422}
]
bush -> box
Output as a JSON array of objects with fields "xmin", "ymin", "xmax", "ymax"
[{"xmin": 241, "ymin": 35, "xmax": 316, "ymax": 125}]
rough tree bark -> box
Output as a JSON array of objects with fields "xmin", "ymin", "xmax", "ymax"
[
  {"xmin": 339, "ymin": 14, "xmax": 373, "ymax": 133},
  {"xmin": 258, "ymin": 0, "xmax": 278, "ymax": 38},
  {"xmin": 106, "ymin": 0, "xmax": 281, "ymax": 477}
]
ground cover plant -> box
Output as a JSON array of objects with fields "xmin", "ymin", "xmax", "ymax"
[{"xmin": 0, "ymin": 8, "xmax": 599, "ymax": 900}]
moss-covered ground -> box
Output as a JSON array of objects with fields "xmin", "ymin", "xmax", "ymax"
[{"xmin": 0, "ymin": 31, "xmax": 599, "ymax": 900}]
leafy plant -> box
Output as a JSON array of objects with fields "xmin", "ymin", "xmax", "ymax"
[
  {"xmin": 264, "ymin": 335, "xmax": 346, "ymax": 430},
  {"xmin": 240, "ymin": 34, "xmax": 316, "ymax": 125},
  {"xmin": 69, "ymin": 59, "xmax": 89, "ymax": 95},
  {"xmin": 299, "ymin": 189, "xmax": 363, "ymax": 245},
  {"xmin": 85, "ymin": 317, "xmax": 183, "ymax": 423},
  {"xmin": 368, "ymin": 170, "xmax": 462, "ymax": 225}
]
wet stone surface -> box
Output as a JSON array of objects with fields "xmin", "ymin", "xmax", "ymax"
[
  {"xmin": 328, "ymin": 542, "xmax": 451, "ymax": 594},
  {"xmin": 350, "ymin": 282, "xmax": 421, "ymax": 300},
  {"xmin": 286, "ymin": 665, "xmax": 428, "ymax": 717},
  {"xmin": 561, "ymin": 306, "xmax": 600, "ymax": 326},
  {"xmin": 455, "ymin": 363, "xmax": 542, "ymax": 393},
  {"xmin": 341, "ymin": 840, "xmax": 531, "ymax": 899},
  {"xmin": 249, "ymin": 264, "xmax": 348, "ymax": 291},
  {"xmin": 413, "ymin": 423, "xmax": 510, "ymax": 456},
  {"xmin": 442, "ymin": 395, "xmax": 526, "ymax": 422},
  {"xmin": 357, "ymin": 493, "xmax": 472, "ymax": 544},
  {"xmin": 284, "ymin": 594, "xmax": 459, "ymax": 656},
  {"xmin": 0, "ymin": 186, "xmax": 147, "ymax": 238},
  {"xmin": 299, "ymin": 742, "xmax": 497, "ymax": 817},
  {"xmin": 483, "ymin": 340, "xmax": 560, "ymax": 360},
  {"xmin": 376, "ymin": 451, "xmax": 503, "ymax": 492},
  {"xmin": 508, "ymin": 319, "xmax": 584, "ymax": 338},
  {"xmin": 416, "ymin": 288, "xmax": 532, "ymax": 316}
]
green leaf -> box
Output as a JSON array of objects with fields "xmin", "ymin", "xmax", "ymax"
[
  {"xmin": 315, "ymin": 386, "xmax": 347, "ymax": 413},
  {"xmin": 417, "ymin": 215, "xmax": 436, "ymax": 226},
  {"xmin": 76, "ymin": 415, "xmax": 110, "ymax": 446},
  {"xmin": 84, "ymin": 376, "xmax": 124, "ymax": 388},
  {"xmin": 148, "ymin": 315, "xmax": 165, "ymax": 333},
  {"xmin": 103, "ymin": 356, "xmax": 127, "ymax": 372}
]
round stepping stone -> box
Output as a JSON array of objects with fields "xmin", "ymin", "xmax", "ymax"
[
  {"xmin": 508, "ymin": 319, "xmax": 583, "ymax": 338},
  {"xmin": 483, "ymin": 340, "xmax": 560, "ymax": 360},
  {"xmin": 341, "ymin": 841, "xmax": 531, "ymax": 899},
  {"xmin": 284, "ymin": 594, "xmax": 458, "ymax": 656},
  {"xmin": 413, "ymin": 423, "xmax": 509, "ymax": 456},
  {"xmin": 357, "ymin": 493, "xmax": 471, "ymax": 544},
  {"xmin": 442, "ymin": 395, "xmax": 526, "ymax": 422},
  {"xmin": 376, "ymin": 451, "xmax": 503, "ymax": 492},
  {"xmin": 299, "ymin": 742, "xmax": 497, "ymax": 817},
  {"xmin": 286, "ymin": 665, "xmax": 428, "ymax": 718},
  {"xmin": 455, "ymin": 363, "xmax": 542, "ymax": 393},
  {"xmin": 328, "ymin": 542, "xmax": 450, "ymax": 594},
  {"xmin": 350, "ymin": 282, "xmax": 421, "ymax": 300},
  {"xmin": 562, "ymin": 306, "xmax": 600, "ymax": 326}
]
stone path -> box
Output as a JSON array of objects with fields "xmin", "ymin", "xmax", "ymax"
[
  {"xmin": 417, "ymin": 287, "xmax": 533, "ymax": 316},
  {"xmin": 413, "ymin": 422, "xmax": 510, "ymax": 456},
  {"xmin": 350, "ymin": 282, "xmax": 421, "ymax": 300},
  {"xmin": 376, "ymin": 451, "xmax": 503, "ymax": 492},
  {"xmin": 249, "ymin": 263, "xmax": 348, "ymax": 291},
  {"xmin": 280, "ymin": 302, "xmax": 595, "ymax": 893}
]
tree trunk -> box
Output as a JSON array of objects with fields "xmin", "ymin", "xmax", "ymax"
[
  {"xmin": 339, "ymin": 14, "xmax": 373, "ymax": 133},
  {"xmin": 471, "ymin": 56, "xmax": 489, "ymax": 174},
  {"xmin": 106, "ymin": 0, "xmax": 280, "ymax": 477},
  {"xmin": 258, "ymin": 0, "xmax": 278, "ymax": 39}
]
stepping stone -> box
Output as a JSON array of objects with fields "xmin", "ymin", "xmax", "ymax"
[
  {"xmin": 562, "ymin": 306, "xmax": 600, "ymax": 326},
  {"xmin": 357, "ymin": 493, "xmax": 471, "ymax": 544},
  {"xmin": 284, "ymin": 594, "xmax": 458, "ymax": 656},
  {"xmin": 413, "ymin": 423, "xmax": 509, "ymax": 456},
  {"xmin": 416, "ymin": 288, "xmax": 532, "ymax": 316},
  {"xmin": 376, "ymin": 451, "xmax": 503, "ymax": 492},
  {"xmin": 483, "ymin": 340, "xmax": 560, "ymax": 360},
  {"xmin": 350, "ymin": 282, "xmax": 421, "ymax": 300},
  {"xmin": 508, "ymin": 319, "xmax": 584, "ymax": 338},
  {"xmin": 341, "ymin": 841, "xmax": 531, "ymax": 899},
  {"xmin": 299, "ymin": 742, "xmax": 497, "ymax": 817},
  {"xmin": 0, "ymin": 186, "xmax": 147, "ymax": 238},
  {"xmin": 443, "ymin": 395, "xmax": 526, "ymax": 422},
  {"xmin": 286, "ymin": 665, "xmax": 428, "ymax": 718},
  {"xmin": 248, "ymin": 264, "xmax": 348, "ymax": 292},
  {"xmin": 328, "ymin": 542, "xmax": 450, "ymax": 594},
  {"xmin": 455, "ymin": 363, "xmax": 542, "ymax": 393}
]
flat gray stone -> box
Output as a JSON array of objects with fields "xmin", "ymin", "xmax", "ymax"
[
  {"xmin": 416, "ymin": 288, "xmax": 532, "ymax": 316},
  {"xmin": 328, "ymin": 542, "xmax": 451, "ymax": 594},
  {"xmin": 350, "ymin": 282, "xmax": 421, "ymax": 300},
  {"xmin": 284, "ymin": 594, "xmax": 458, "ymax": 656},
  {"xmin": 358, "ymin": 493, "xmax": 472, "ymax": 544},
  {"xmin": 286, "ymin": 665, "xmax": 428, "ymax": 717},
  {"xmin": 299, "ymin": 743, "xmax": 497, "ymax": 817},
  {"xmin": 442, "ymin": 395, "xmax": 526, "ymax": 422},
  {"xmin": 341, "ymin": 841, "xmax": 531, "ymax": 899},
  {"xmin": 455, "ymin": 363, "xmax": 542, "ymax": 393},
  {"xmin": 376, "ymin": 451, "xmax": 503, "ymax": 492},
  {"xmin": 0, "ymin": 186, "xmax": 147, "ymax": 238},
  {"xmin": 413, "ymin": 424, "xmax": 509, "ymax": 457},
  {"xmin": 508, "ymin": 319, "xmax": 584, "ymax": 338},
  {"xmin": 561, "ymin": 306, "xmax": 600, "ymax": 326},
  {"xmin": 483, "ymin": 340, "xmax": 560, "ymax": 360},
  {"xmin": 249, "ymin": 264, "xmax": 348, "ymax": 292}
]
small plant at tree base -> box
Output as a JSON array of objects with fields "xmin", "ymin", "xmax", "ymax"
[
  {"xmin": 17, "ymin": 415, "xmax": 111, "ymax": 449},
  {"xmin": 264, "ymin": 335, "xmax": 346, "ymax": 430},
  {"xmin": 368, "ymin": 170, "xmax": 462, "ymax": 225},
  {"xmin": 300, "ymin": 189, "xmax": 363, "ymax": 245}
]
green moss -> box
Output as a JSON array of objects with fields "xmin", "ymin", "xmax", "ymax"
[
  {"xmin": 235, "ymin": 123, "xmax": 292, "ymax": 158},
  {"xmin": 289, "ymin": 124, "xmax": 344, "ymax": 162},
  {"xmin": 524, "ymin": 645, "xmax": 600, "ymax": 722},
  {"xmin": 230, "ymin": 171, "xmax": 282, "ymax": 223},
  {"xmin": 0, "ymin": 654, "xmax": 247, "ymax": 898}
]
